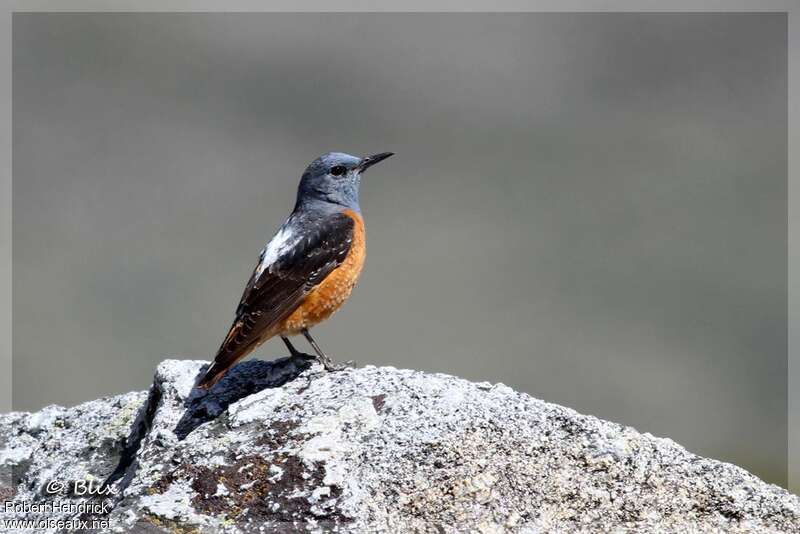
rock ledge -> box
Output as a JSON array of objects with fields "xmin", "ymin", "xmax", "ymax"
[{"xmin": 1, "ymin": 356, "xmax": 798, "ymax": 533}]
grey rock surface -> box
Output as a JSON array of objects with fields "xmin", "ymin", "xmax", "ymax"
[{"xmin": 1, "ymin": 356, "xmax": 798, "ymax": 533}]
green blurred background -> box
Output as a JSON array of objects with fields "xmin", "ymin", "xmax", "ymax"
[{"xmin": 12, "ymin": 13, "xmax": 787, "ymax": 486}]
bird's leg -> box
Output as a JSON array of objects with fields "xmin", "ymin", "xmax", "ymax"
[
  {"xmin": 281, "ymin": 336, "xmax": 303, "ymax": 357},
  {"xmin": 281, "ymin": 335, "xmax": 319, "ymax": 372},
  {"xmin": 301, "ymin": 328, "xmax": 351, "ymax": 371}
]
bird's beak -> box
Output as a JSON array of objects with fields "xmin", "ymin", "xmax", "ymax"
[{"xmin": 357, "ymin": 152, "xmax": 394, "ymax": 172}]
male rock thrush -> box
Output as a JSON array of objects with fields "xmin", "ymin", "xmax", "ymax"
[{"xmin": 197, "ymin": 151, "xmax": 393, "ymax": 389}]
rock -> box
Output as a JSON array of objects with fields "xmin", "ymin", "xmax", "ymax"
[{"xmin": 1, "ymin": 356, "xmax": 798, "ymax": 533}]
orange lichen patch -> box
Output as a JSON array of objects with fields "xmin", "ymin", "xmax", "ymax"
[{"xmin": 276, "ymin": 209, "xmax": 366, "ymax": 336}]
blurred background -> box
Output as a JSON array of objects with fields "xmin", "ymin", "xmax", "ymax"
[{"xmin": 13, "ymin": 13, "xmax": 787, "ymax": 486}]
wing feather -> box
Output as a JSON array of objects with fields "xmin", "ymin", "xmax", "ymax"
[{"xmin": 197, "ymin": 212, "xmax": 355, "ymax": 388}]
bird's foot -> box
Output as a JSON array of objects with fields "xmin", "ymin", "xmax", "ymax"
[
  {"xmin": 283, "ymin": 347, "xmax": 316, "ymax": 366},
  {"xmin": 318, "ymin": 356, "xmax": 355, "ymax": 372},
  {"xmin": 289, "ymin": 351, "xmax": 316, "ymax": 361}
]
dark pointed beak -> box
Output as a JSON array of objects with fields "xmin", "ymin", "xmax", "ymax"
[{"xmin": 357, "ymin": 152, "xmax": 394, "ymax": 172}]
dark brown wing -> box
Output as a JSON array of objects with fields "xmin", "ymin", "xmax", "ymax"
[{"xmin": 198, "ymin": 212, "xmax": 355, "ymax": 389}]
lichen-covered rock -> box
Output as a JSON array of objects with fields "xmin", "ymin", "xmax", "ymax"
[{"xmin": 1, "ymin": 356, "xmax": 798, "ymax": 533}]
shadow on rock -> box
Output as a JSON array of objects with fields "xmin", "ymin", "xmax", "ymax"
[
  {"xmin": 103, "ymin": 354, "xmax": 316, "ymax": 491},
  {"xmin": 174, "ymin": 353, "xmax": 316, "ymax": 440}
]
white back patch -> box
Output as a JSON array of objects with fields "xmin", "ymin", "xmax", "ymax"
[{"xmin": 255, "ymin": 222, "xmax": 297, "ymax": 278}]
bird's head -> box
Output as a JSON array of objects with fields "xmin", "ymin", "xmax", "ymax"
[{"xmin": 295, "ymin": 151, "xmax": 393, "ymax": 213}]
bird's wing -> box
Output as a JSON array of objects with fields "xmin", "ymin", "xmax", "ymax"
[{"xmin": 198, "ymin": 212, "xmax": 355, "ymax": 388}]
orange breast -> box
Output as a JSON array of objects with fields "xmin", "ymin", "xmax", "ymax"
[{"xmin": 276, "ymin": 209, "xmax": 366, "ymax": 335}]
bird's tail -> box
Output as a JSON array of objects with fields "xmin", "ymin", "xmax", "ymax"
[
  {"xmin": 197, "ymin": 321, "xmax": 261, "ymax": 389},
  {"xmin": 197, "ymin": 345, "xmax": 255, "ymax": 389},
  {"xmin": 197, "ymin": 360, "xmax": 231, "ymax": 390}
]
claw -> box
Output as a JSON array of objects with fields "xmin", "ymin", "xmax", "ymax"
[{"xmin": 319, "ymin": 357, "xmax": 354, "ymax": 372}]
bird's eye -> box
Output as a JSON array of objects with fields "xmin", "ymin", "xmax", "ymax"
[{"xmin": 330, "ymin": 165, "xmax": 346, "ymax": 176}]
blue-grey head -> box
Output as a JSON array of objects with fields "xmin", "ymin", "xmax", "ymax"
[{"xmin": 294, "ymin": 151, "xmax": 393, "ymax": 213}]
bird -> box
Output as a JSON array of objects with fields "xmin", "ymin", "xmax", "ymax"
[{"xmin": 197, "ymin": 151, "xmax": 394, "ymax": 389}]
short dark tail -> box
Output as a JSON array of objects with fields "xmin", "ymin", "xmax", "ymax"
[
  {"xmin": 197, "ymin": 360, "xmax": 231, "ymax": 390},
  {"xmin": 199, "ymin": 317, "xmax": 266, "ymax": 389},
  {"xmin": 197, "ymin": 333, "xmax": 258, "ymax": 389}
]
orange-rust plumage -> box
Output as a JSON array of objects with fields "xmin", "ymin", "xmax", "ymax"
[
  {"xmin": 198, "ymin": 151, "xmax": 392, "ymax": 389},
  {"xmin": 273, "ymin": 210, "xmax": 366, "ymax": 336}
]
